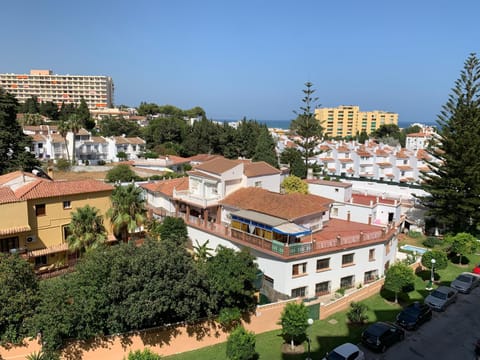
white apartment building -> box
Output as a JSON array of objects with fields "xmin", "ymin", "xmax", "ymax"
[
  {"xmin": 141, "ymin": 157, "xmax": 398, "ymax": 300},
  {"xmin": 24, "ymin": 126, "xmax": 145, "ymax": 164},
  {"xmin": 0, "ymin": 69, "xmax": 114, "ymax": 110}
]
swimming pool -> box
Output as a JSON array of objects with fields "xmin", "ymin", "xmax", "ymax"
[{"xmin": 400, "ymin": 244, "xmax": 428, "ymax": 255}]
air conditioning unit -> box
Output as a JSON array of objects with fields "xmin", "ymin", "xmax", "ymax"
[{"xmin": 26, "ymin": 235, "xmax": 37, "ymax": 244}]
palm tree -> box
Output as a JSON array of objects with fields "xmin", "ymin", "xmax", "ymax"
[
  {"xmin": 68, "ymin": 113, "xmax": 81, "ymax": 165},
  {"xmin": 193, "ymin": 239, "xmax": 213, "ymax": 262},
  {"xmin": 67, "ymin": 205, "xmax": 107, "ymax": 256},
  {"xmin": 57, "ymin": 119, "xmax": 70, "ymax": 162},
  {"xmin": 107, "ymin": 184, "xmax": 147, "ymax": 242}
]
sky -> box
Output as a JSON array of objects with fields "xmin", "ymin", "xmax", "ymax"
[{"xmin": 2, "ymin": 0, "xmax": 480, "ymax": 123}]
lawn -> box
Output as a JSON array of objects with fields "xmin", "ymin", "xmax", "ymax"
[{"xmin": 164, "ymin": 250, "xmax": 480, "ymax": 360}]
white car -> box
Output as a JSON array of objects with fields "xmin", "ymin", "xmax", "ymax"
[{"xmin": 322, "ymin": 342, "xmax": 365, "ymax": 360}]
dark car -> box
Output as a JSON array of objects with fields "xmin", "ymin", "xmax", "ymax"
[
  {"xmin": 425, "ymin": 286, "xmax": 458, "ymax": 311},
  {"xmin": 361, "ymin": 321, "xmax": 405, "ymax": 353},
  {"xmin": 396, "ymin": 301, "xmax": 432, "ymax": 330},
  {"xmin": 450, "ymin": 272, "xmax": 480, "ymax": 293}
]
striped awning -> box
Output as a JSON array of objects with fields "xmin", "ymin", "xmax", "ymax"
[
  {"xmin": 28, "ymin": 243, "xmax": 68, "ymax": 257},
  {"xmin": 0, "ymin": 225, "xmax": 31, "ymax": 236}
]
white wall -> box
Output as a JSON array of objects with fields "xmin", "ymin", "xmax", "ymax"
[
  {"xmin": 245, "ymin": 174, "xmax": 281, "ymax": 193},
  {"xmin": 308, "ymin": 183, "xmax": 351, "ymax": 203}
]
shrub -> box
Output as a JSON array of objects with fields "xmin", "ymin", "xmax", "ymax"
[
  {"xmin": 127, "ymin": 348, "xmax": 161, "ymax": 360},
  {"xmin": 97, "ymin": 159, "xmax": 106, "ymax": 166},
  {"xmin": 106, "ymin": 164, "xmax": 137, "ymax": 182},
  {"xmin": 347, "ymin": 302, "xmax": 368, "ymax": 324},
  {"xmin": 423, "ymin": 236, "xmax": 442, "ymax": 248},
  {"xmin": 55, "ymin": 158, "xmax": 71, "ymax": 171},
  {"xmin": 217, "ymin": 307, "xmax": 242, "ymax": 330},
  {"xmin": 226, "ymin": 326, "xmax": 257, "ymax": 360},
  {"xmin": 408, "ymin": 230, "xmax": 423, "ymax": 238}
]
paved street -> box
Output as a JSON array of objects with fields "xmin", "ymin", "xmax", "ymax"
[{"xmin": 360, "ymin": 285, "xmax": 480, "ymax": 360}]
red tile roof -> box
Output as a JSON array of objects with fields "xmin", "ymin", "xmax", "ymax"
[
  {"xmin": 0, "ymin": 187, "xmax": 22, "ymax": 204},
  {"xmin": 311, "ymin": 218, "xmax": 385, "ymax": 242},
  {"xmin": 306, "ymin": 179, "xmax": 352, "ymax": 188},
  {"xmin": 140, "ymin": 177, "xmax": 189, "ymax": 197},
  {"xmin": 220, "ymin": 187, "xmax": 332, "ymax": 221},
  {"xmin": 16, "ymin": 179, "xmax": 114, "ymax": 200},
  {"xmin": 243, "ymin": 162, "xmax": 281, "ymax": 177},
  {"xmin": 195, "ymin": 157, "xmax": 241, "ymax": 175},
  {"xmin": 187, "ymin": 154, "xmax": 222, "ymax": 163}
]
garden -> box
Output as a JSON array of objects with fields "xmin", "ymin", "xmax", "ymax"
[{"xmin": 165, "ymin": 232, "xmax": 480, "ymax": 360}]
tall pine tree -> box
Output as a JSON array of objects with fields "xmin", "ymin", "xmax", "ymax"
[
  {"xmin": 252, "ymin": 125, "xmax": 278, "ymax": 168},
  {"xmin": 290, "ymin": 82, "xmax": 323, "ymax": 178},
  {"xmin": 0, "ymin": 89, "xmax": 39, "ymax": 174},
  {"xmin": 421, "ymin": 53, "xmax": 480, "ymax": 234}
]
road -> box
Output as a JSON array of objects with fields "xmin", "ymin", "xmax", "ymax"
[{"xmin": 360, "ymin": 285, "xmax": 480, "ymax": 360}]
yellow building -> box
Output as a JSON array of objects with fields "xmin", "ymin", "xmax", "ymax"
[
  {"xmin": 315, "ymin": 105, "xmax": 398, "ymax": 138},
  {"xmin": 0, "ymin": 171, "xmax": 114, "ymax": 271}
]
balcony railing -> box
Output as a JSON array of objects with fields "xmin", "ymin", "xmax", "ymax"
[
  {"xmin": 182, "ymin": 216, "xmax": 395, "ymax": 259},
  {"xmin": 173, "ymin": 189, "xmax": 221, "ymax": 208}
]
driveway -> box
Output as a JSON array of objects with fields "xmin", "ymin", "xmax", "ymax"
[{"xmin": 360, "ymin": 285, "xmax": 480, "ymax": 360}]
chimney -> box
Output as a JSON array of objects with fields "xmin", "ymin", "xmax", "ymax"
[
  {"xmin": 347, "ymin": 211, "xmax": 351, "ymax": 222},
  {"xmin": 368, "ymin": 214, "xmax": 372, "ymax": 225}
]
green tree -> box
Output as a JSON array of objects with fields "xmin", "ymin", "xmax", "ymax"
[
  {"xmin": 127, "ymin": 348, "xmax": 162, "ymax": 360},
  {"xmin": 59, "ymin": 101, "xmax": 76, "ymax": 121},
  {"xmin": 107, "ymin": 184, "xmax": 147, "ymax": 242},
  {"xmin": 290, "ymin": 82, "xmax": 323, "ymax": 178},
  {"xmin": 137, "ymin": 102, "xmax": 161, "ymax": 116},
  {"xmin": 159, "ymin": 216, "xmax": 189, "ymax": 245},
  {"xmin": 106, "ymin": 164, "xmax": 137, "ymax": 182},
  {"xmin": 0, "ymin": 253, "xmax": 38, "ymax": 345},
  {"xmin": 445, "ymin": 232, "xmax": 479, "ymax": 265},
  {"xmin": 39, "ymin": 101, "xmax": 59, "ymax": 121},
  {"xmin": 280, "ymin": 147, "xmax": 306, "ymax": 178},
  {"xmin": 252, "ymin": 125, "xmax": 278, "ymax": 168},
  {"xmin": 421, "ymin": 250, "xmax": 448, "ymax": 272},
  {"xmin": 205, "ymin": 246, "xmax": 258, "ymax": 314},
  {"xmin": 76, "ymin": 97, "xmax": 95, "ymax": 130},
  {"xmin": 0, "ymin": 88, "xmax": 39, "ymax": 174},
  {"xmin": 21, "ymin": 96, "xmax": 40, "ymax": 114},
  {"xmin": 421, "ymin": 54, "xmax": 480, "ymax": 234},
  {"xmin": 383, "ymin": 262, "xmax": 415, "ymax": 303},
  {"xmin": 98, "ymin": 115, "xmax": 140, "ymax": 137},
  {"xmin": 356, "ymin": 129, "xmax": 369, "ymax": 144},
  {"xmin": 278, "ymin": 302, "xmax": 309, "ymax": 349},
  {"xmin": 117, "ymin": 151, "xmax": 128, "ymax": 161},
  {"xmin": 371, "ymin": 124, "xmax": 401, "ymax": 140},
  {"xmin": 281, "ymin": 175, "xmax": 308, "ymax": 194},
  {"xmin": 226, "ymin": 326, "xmax": 257, "ymax": 360},
  {"xmin": 193, "ymin": 239, "xmax": 213, "ymax": 262},
  {"xmin": 67, "ymin": 205, "xmax": 107, "ymax": 256}
]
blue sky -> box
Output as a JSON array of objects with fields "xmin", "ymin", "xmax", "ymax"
[{"xmin": 2, "ymin": 0, "xmax": 480, "ymax": 123}]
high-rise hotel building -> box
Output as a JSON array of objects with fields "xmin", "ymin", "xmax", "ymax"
[
  {"xmin": 315, "ymin": 105, "xmax": 398, "ymax": 138},
  {"xmin": 0, "ymin": 69, "xmax": 114, "ymax": 110}
]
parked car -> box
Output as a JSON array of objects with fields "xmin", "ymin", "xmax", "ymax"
[
  {"xmin": 450, "ymin": 272, "xmax": 480, "ymax": 293},
  {"xmin": 396, "ymin": 301, "xmax": 432, "ymax": 330},
  {"xmin": 425, "ymin": 285, "xmax": 458, "ymax": 311},
  {"xmin": 472, "ymin": 264, "xmax": 480, "ymax": 275},
  {"xmin": 361, "ymin": 322, "xmax": 405, "ymax": 353},
  {"xmin": 322, "ymin": 342, "xmax": 365, "ymax": 360}
]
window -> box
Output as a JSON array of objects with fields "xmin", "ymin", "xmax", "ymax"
[
  {"xmin": 34, "ymin": 255, "xmax": 47, "ymax": 267},
  {"xmin": 63, "ymin": 225, "xmax": 72, "ymax": 241},
  {"xmin": 254, "ymin": 181, "xmax": 262, "ymax": 187},
  {"xmin": 316, "ymin": 258, "xmax": 330, "ymax": 271},
  {"xmin": 0, "ymin": 236, "xmax": 19, "ymax": 253},
  {"xmin": 369, "ymin": 249, "xmax": 376, "ymax": 261},
  {"xmin": 315, "ymin": 281, "xmax": 330, "ymax": 296},
  {"xmin": 63, "ymin": 200, "xmax": 71, "ymax": 209},
  {"xmin": 292, "ymin": 262, "xmax": 307, "ymax": 276},
  {"xmin": 340, "ymin": 275, "xmax": 355, "ymax": 289},
  {"xmin": 342, "ymin": 253, "xmax": 354, "ymax": 266},
  {"xmin": 291, "ymin": 286, "xmax": 306, "ymax": 298},
  {"xmin": 332, "ymin": 207, "xmax": 339, "ymax": 216},
  {"xmin": 364, "ymin": 270, "xmax": 378, "ymax": 284},
  {"xmin": 35, "ymin": 204, "xmax": 46, "ymax": 216},
  {"xmin": 263, "ymin": 275, "xmax": 274, "ymax": 288}
]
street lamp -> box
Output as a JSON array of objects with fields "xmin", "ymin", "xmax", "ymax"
[
  {"xmin": 430, "ymin": 258, "xmax": 436, "ymax": 285},
  {"xmin": 306, "ymin": 318, "xmax": 313, "ymax": 360}
]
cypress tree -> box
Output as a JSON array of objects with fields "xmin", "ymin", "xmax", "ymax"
[{"xmin": 421, "ymin": 53, "xmax": 480, "ymax": 234}]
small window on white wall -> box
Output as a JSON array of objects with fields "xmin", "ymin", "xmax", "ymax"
[
  {"xmin": 254, "ymin": 181, "xmax": 262, "ymax": 187},
  {"xmin": 332, "ymin": 208, "xmax": 339, "ymax": 216}
]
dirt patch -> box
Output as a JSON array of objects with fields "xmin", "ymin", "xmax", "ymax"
[{"xmin": 281, "ymin": 343, "xmax": 305, "ymax": 354}]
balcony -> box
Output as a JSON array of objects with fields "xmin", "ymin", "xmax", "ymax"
[
  {"xmin": 173, "ymin": 189, "xmax": 221, "ymax": 208},
  {"xmin": 182, "ymin": 216, "xmax": 396, "ymax": 259}
]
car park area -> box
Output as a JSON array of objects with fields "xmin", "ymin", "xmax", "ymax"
[{"xmin": 359, "ymin": 285, "xmax": 480, "ymax": 359}]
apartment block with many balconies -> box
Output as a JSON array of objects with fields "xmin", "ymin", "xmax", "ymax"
[{"xmin": 0, "ymin": 69, "xmax": 114, "ymax": 110}]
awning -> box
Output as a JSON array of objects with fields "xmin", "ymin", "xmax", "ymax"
[
  {"xmin": 231, "ymin": 209, "xmax": 285, "ymax": 227},
  {"xmin": 0, "ymin": 225, "xmax": 31, "ymax": 236},
  {"xmin": 28, "ymin": 243, "xmax": 68, "ymax": 257},
  {"xmin": 273, "ymin": 223, "xmax": 311, "ymax": 237}
]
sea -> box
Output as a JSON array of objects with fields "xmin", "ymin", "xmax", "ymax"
[{"xmin": 216, "ymin": 119, "xmax": 436, "ymax": 130}]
